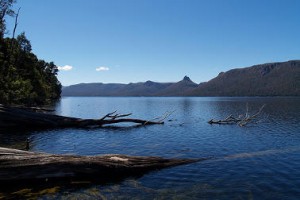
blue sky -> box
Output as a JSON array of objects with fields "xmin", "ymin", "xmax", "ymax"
[{"xmin": 6, "ymin": 0, "xmax": 300, "ymax": 86}]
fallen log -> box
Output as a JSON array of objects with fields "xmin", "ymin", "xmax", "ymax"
[
  {"xmin": 208, "ymin": 104, "xmax": 266, "ymax": 127},
  {"xmin": 0, "ymin": 147, "xmax": 200, "ymax": 185},
  {"xmin": 0, "ymin": 104, "xmax": 165, "ymax": 129}
]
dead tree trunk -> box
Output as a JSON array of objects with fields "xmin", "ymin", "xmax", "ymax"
[
  {"xmin": 0, "ymin": 147, "xmax": 200, "ymax": 185},
  {"xmin": 0, "ymin": 104, "xmax": 166, "ymax": 129}
]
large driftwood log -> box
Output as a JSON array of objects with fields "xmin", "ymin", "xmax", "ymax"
[
  {"xmin": 0, "ymin": 147, "xmax": 199, "ymax": 185},
  {"xmin": 0, "ymin": 104, "xmax": 166, "ymax": 129}
]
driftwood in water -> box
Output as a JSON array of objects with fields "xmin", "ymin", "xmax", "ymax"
[
  {"xmin": 0, "ymin": 104, "xmax": 166, "ymax": 129},
  {"xmin": 0, "ymin": 147, "xmax": 199, "ymax": 185},
  {"xmin": 208, "ymin": 104, "xmax": 265, "ymax": 126}
]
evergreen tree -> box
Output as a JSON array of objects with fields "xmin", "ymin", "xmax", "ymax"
[{"xmin": 0, "ymin": 0, "xmax": 61, "ymax": 105}]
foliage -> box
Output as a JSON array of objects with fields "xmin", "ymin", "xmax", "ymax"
[
  {"xmin": 0, "ymin": 0, "xmax": 61, "ymax": 105},
  {"xmin": 0, "ymin": 0, "xmax": 16, "ymax": 37}
]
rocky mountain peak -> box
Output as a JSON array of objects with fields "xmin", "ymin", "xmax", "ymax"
[
  {"xmin": 144, "ymin": 80, "xmax": 154, "ymax": 86},
  {"xmin": 182, "ymin": 76, "xmax": 192, "ymax": 82}
]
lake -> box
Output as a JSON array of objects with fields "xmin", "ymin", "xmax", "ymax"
[{"xmin": 1, "ymin": 97, "xmax": 300, "ymax": 199}]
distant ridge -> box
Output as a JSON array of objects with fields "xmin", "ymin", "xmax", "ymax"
[
  {"xmin": 156, "ymin": 76, "xmax": 198, "ymax": 96},
  {"xmin": 187, "ymin": 60, "xmax": 300, "ymax": 96},
  {"xmin": 62, "ymin": 60, "xmax": 300, "ymax": 97}
]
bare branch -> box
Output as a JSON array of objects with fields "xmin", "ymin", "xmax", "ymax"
[
  {"xmin": 208, "ymin": 104, "xmax": 266, "ymax": 127},
  {"xmin": 0, "ymin": 105, "xmax": 166, "ymax": 129},
  {"xmin": 12, "ymin": 7, "xmax": 20, "ymax": 40},
  {"xmin": 99, "ymin": 110, "xmax": 117, "ymax": 120},
  {"xmin": 157, "ymin": 110, "xmax": 175, "ymax": 123},
  {"xmin": 114, "ymin": 113, "xmax": 132, "ymax": 118}
]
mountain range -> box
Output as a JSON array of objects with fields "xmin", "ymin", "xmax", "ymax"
[{"xmin": 62, "ymin": 60, "xmax": 300, "ymax": 96}]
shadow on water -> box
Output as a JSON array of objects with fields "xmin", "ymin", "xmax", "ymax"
[
  {"xmin": 0, "ymin": 172, "xmax": 148, "ymax": 199},
  {"xmin": 0, "ymin": 128, "xmax": 34, "ymax": 150}
]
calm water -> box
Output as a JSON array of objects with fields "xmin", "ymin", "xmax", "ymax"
[{"xmin": 1, "ymin": 97, "xmax": 300, "ymax": 199}]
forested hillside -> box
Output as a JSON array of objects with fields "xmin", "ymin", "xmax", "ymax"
[
  {"xmin": 0, "ymin": 0, "xmax": 61, "ymax": 105},
  {"xmin": 187, "ymin": 60, "xmax": 300, "ymax": 96}
]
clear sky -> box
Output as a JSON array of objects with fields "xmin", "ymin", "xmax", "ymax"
[{"xmin": 6, "ymin": 0, "xmax": 300, "ymax": 86}]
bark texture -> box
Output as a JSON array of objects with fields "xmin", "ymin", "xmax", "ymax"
[{"xmin": 0, "ymin": 147, "xmax": 200, "ymax": 184}]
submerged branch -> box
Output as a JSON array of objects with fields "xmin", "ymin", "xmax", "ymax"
[{"xmin": 208, "ymin": 104, "xmax": 266, "ymax": 127}]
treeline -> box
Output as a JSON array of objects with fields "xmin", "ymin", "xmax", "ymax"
[{"xmin": 0, "ymin": 0, "xmax": 61, "ymax": 105}]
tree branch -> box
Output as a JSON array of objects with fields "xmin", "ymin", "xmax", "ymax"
[
  {"xmin": 0, "ymin": 105, "xmax": 166, "ymax": 129},
  {"xmin": 12, "ymin": 7, "xmax": 20, "ymax": 40},
  {"xmin": 208, "ymin": 104, "xmax": 266, "ymax": 127}
]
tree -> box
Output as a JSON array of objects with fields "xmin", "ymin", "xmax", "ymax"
[
  {"xmin": 16, "ymin": 32, "xmax": 31, "ymax": 52},
  {"xmin": 0, "ymin": 0, "xmax": 62, "ymax": 105},
  {"xmin": 0, "ymin": 0, "xmax": 16, "ymax": 38}
]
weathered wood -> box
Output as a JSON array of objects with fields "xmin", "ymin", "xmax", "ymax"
[
  {"xmin": 208, "ymin": 104, "xmax": 265, "ymax": 126},
  {"xmin": 0, "ymin": 147, "xmax": 200, "ymax": 185},
  {"xmin": 0, "ymin": 104, "xmax": 164, "ymax": 129}
]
